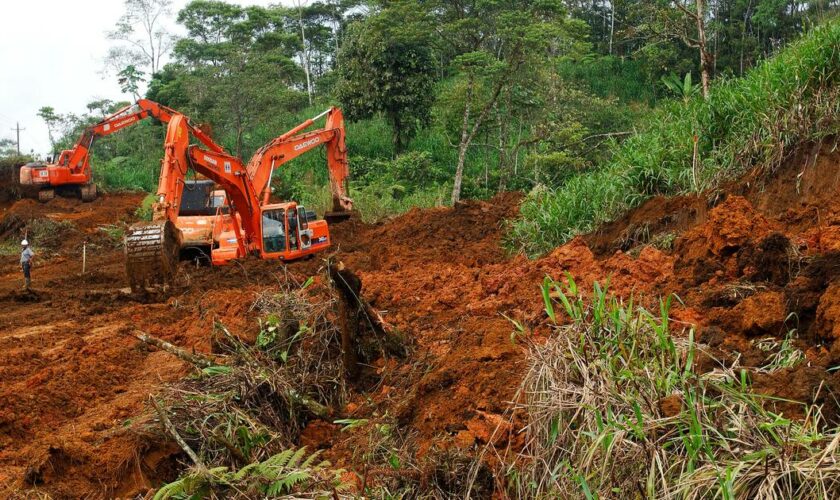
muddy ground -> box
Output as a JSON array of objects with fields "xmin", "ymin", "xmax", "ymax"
[{"xmin": 1, "ymin": 139, "xmax": 840, "ymax": 497}]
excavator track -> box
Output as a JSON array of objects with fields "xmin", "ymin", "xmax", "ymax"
[{"xmin": 125, "ymin": 220, "xmax": 181, "ymax": 292}]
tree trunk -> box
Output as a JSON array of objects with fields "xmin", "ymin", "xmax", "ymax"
[
  {"xmin": 389, "ymin": 111, "xmax": 405, "ymax": 156},
  {"xmin": 496, "ymin": 112, "xmax": 507, "ymax": 192},
  {"xmin": 740, "ymin": 1, "xmax": 752, "ymax": 76},
  {"xmin": 695, "ymin": 0, "xmax": 712, "ymax": 99},
  {"xmin": 235, "ymin": 107, "xmax": 244, "ymax": 159},
  {"xmin": 451, "ymin": 76, "xmax": 473, "ymax": 204},
  {"xmin": 496, "ymin": 95, "xmax": 511, "ymax": 192},
  {"xmin": 609, "ymin": 0, "xmax": 615, "ymax": 55},
  {"xmin": 451, "ymin": 50, "xmax": 521, "ymax": 204},
  {"xmin": 297, "ymin": 1, "xmax": 314, "ymax": 106}
]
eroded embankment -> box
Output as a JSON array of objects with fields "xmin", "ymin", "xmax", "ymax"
[
  {"xmin": 1, "ymin": 139, "xmax": 839, "ymax": 496},
  {"xmin": 314, "ymin": 140, "xmax": 840, "ymax": 486}
]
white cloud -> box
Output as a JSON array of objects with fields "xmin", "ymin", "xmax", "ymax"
[{"xmin": 0, "ymin": 0, "xmax": 293, "ymax": 156}]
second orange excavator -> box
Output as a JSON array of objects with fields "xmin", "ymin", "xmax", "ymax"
[
  {"xmin": 124, "ymin": 107, "xmax": 353, "ymax": 291},
  {"xmin": 19, "ymin": 99, "xmax": 222, "ymax": 202}
]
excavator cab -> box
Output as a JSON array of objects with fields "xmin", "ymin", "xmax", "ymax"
[
  {"xmin": 209, "ymin": 202, "xmax": 329, "ymax": 266},
  {"xmin": 260, "ymin": 202, "xmax": 329, "ymax": 261}
]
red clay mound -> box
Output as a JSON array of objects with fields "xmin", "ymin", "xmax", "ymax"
[
  {"xmin": 3, "ymin": 139, "xmax": 840, "ymax": 496},
  {"xmin": 319, "ymin": 141, "xmax": 840, "ymax": 471}
]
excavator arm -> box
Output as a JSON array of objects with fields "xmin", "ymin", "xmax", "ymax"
[
  {"xmin": 153, "ymin": 116, "xmax": 260, "ymax": 253},
  {"xmin": 57, "ymin": 99, "xmax": 225, "ymax": 175},
  {"xmin": 246, "ymin": 108, "xmax": 353, "ymax": 212},
  {"xmin": 126, "ymin": 115, "xmax": 261, "ymax": 289},
  {"xmin": 22, "ymin": 99, "xmax": 226, "ymax": 203}
]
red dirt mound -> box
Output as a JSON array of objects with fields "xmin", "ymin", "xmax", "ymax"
[
  {"xmin": 313, "ymin": 141, "xmax": 840, "ymax": 472},
  {"xmin": 3, "ymin": 138, "xmax": 840, "ymax": 497},
  {"xmin": 331, "ymin": 191, "xmax": 522, "ymax": 272}
]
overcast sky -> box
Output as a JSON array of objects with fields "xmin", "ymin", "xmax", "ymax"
[{"xmin": 0, "ymin": 0, "xmax": 290, "ymax": 156}]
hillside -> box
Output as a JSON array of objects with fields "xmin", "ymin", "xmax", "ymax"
[{"xmin": 1, "ymin": 138, "xmax": 839, "ymax": 496}]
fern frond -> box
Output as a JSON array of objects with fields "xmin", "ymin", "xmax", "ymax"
[
  {"xmin": 266, "ymin": 448, "xmax": 295, "ymax": 468},
  {"xmin": 301, "ymin": 448, "xmax": 322, "ymax": 468},
  {"xmin": 287, "ymin": 446, "xmax": 308, "ymax": 468},
  {"xmin": 232, "ymin": 461, "xmax": 260, "ymax": 481}
]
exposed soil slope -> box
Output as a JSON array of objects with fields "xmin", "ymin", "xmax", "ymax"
[{"xmin": 1, "ymin": 139, "xmax": 840, "ymax": 496}]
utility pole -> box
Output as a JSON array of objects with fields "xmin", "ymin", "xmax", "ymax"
[{"xmin": 10, "ymin": 122, "xmax": 24, "ymax": 155}]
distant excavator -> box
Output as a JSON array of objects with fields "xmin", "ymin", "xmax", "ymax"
[
  {"xmin": 124, "ymin": 106, "xmax": 353, "ymax": 291},
  {"xmin": 19, "ymin": 100, "xmax": 222, "ymax": 202}
]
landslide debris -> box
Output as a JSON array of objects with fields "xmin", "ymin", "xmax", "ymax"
[{"xmin": 2, "ymin": 139, "xmax": 840, "ymax": 497}]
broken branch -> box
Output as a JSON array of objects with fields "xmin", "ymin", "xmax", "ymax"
[
  {"xmin": 128, "ymin": 329, "xmax": 214, "ymax": 369},
  {"xmin": 151, "ymin": 397, "xmax": 206, "ymax": 471}
]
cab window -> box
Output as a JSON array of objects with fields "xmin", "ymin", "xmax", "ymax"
[
  {"xmin": 262, "ymin": 208, "xmax": 286, "ymax": 253},
  {"xmin": 297, "ymin": 206, "xmax": 308, "ymax": 230},
  {"xmin": 210, "ymin": 194, "xmax": 226, "ymax": 209}
]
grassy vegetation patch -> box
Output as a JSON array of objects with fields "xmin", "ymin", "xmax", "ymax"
[
  {"xmin": 508, "ymin": 22, "xmax": 840, "ymax": 256},
  {"xmin": 505, "ymin": 276, "xmax": 840, "ymax": 497},
  {"xmin": 94, "ymin": 155, "xmax": 160, "ymax": 193}
]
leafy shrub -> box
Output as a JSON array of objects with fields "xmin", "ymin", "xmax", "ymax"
[
  {"xmin": 351, "ymin": 151, "xmax": 446, "ymax": 190},
  {"xmin": 557, "ymin": 55, "xmax": 656, "ymax": 104},
  {"xmin": 135, "ymin": 194, "xmax": 156, "ymax": 221},
  {"xmin": 27, "ymin": 218, "xmax": 76, "ymax": 252},
  {"xmin": 350, "ymin": 182, "xmax": 448, "ymax": 223},
  {"xmin": 95, "ymin": 155, "xmax": 159, "ymax": 192}
]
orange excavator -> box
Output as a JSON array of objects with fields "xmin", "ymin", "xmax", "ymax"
[
  {"xmin": 124, "ymin": 107, "xmax": 353, "ymax": 290},
  {"xmin": 19, "ymin": 99, "xmax": 222, "ymax": 202}
]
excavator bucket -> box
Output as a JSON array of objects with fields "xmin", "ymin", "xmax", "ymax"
[
  {"xmin": 324, "ymin": 210, "xmax": 353, "ymax": 224},
  {"xmin": 125, "ymin": 220, "xmax": 181, "ymax": 292}
]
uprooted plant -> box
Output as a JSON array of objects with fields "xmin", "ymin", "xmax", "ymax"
[
  {"xmin": 134, "ymin": 280, "xmax": 352, "ymax": 496},
  {"xmin": 504, "ymin": 275, "xmax": 840, "ymax": 498},
  {"xmin": 139, "ymin": 266, "xmax": 409, "ymax": 497}
]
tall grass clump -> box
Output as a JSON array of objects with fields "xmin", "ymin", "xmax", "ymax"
[
  {"xmin": 295, "ymin": 150, "xmax": 450, "ymax": 222},
  {"xmin": 509, "ymin": 22, "xmax": 840, "ymax": 256},
  {"xmin": 506, "ymin": 276, "xmax": 840, "ymax": 498},
  {"xmin": 298, "ymin": 181, "xmax": 448, "ymax": 223}
]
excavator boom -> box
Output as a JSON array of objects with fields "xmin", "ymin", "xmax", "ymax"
[{"xmin": 246, "ymin": 108, "xmax": 353, "ymax": 215}]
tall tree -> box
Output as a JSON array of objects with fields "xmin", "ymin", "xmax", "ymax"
[
  {"xmin": 293, "ymin": 0, "xmax": 315, "ymax": 105},
  {"xmin": 169, "ymin": 1, "xmax": 306, "ymax": 157},
  {"xmin": 433, "ymin": 0, "xmax": 583, "ymax": 203},
  {"xmin": 673, "ymin": 0, "xmax": 714, "ymax": 98},
  {"xmin": 106, "ymin": 0, "xmax": 176, "ymax": 77},
  {"xmin": 118, "ymin": 65, "xmax": 146, "ymax": 100},
  {"xmin": 37, "ymin": 107, "xmax": 64, "ymax": 154},
  {"xmin": 335, "ymin": 1, "xmax": 436, "ymax": 155},
  {"xmin": 0, "ymin": 138, "xmax": 19, "ymax": 158}
]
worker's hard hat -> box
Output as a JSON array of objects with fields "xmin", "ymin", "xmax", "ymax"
[{"xmin": 21, "ymin": 239, "xmax": 28, "ymax": 246}]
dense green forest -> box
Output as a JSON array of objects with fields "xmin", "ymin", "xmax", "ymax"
[{"xmin": 37, "ymin": 0, "xmax": 839, "ymax": 249}]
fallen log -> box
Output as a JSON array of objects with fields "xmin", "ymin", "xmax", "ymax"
[
  {"xmin": 127, "ymin": 329, "xmax": 214, "ymax": 369},
  {"xmin": 328, "ymin": 260, "xmax": 407, "ymax": 359}
]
